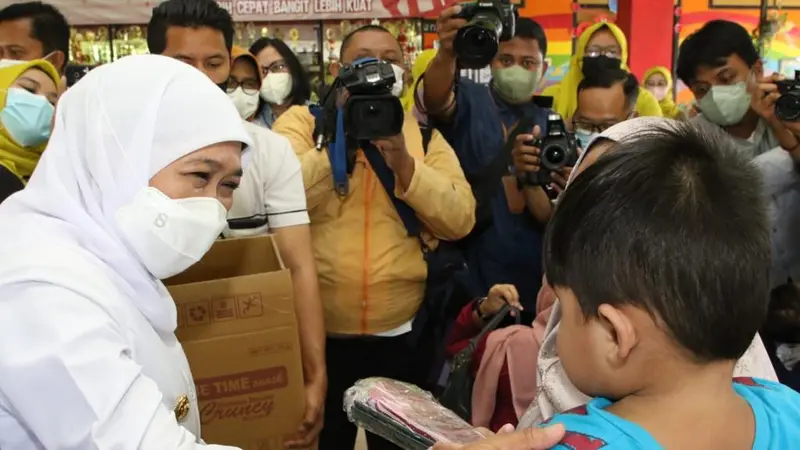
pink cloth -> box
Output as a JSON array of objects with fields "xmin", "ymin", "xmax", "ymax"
[{"xmin": 470, "ymin": 280, "xmax": 557, "ymax": 428}]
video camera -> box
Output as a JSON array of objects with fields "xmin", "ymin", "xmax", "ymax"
[
  {"xmin": 524, "ymin": 113, "xmax": 579, "ymax": 186},
  {"xmin": 338, "ymin": 57, "xmax": 404, "ymax": 140},
  {"xmin": 453, "ymin": 0, "xmax": 518, "ymax": 69},
  {"xmin": 776, "ymin": 70, "xmax": 800, "ymax": 122}
]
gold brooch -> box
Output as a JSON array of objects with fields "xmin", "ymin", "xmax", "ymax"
[{"xmin": 174, "ymin": 394, "xmax": 190, "ymax": 422}]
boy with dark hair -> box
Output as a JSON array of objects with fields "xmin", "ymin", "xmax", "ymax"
[
  {"xmin": 0, "ymin": 1, "xmax": 69, "ymax": 73},
  {"xmin": 541, "ymin": 122, "xmax": 800, "ymax": 448},
  {"xmin": 677, "ymin": 19, "xmax": 797, "ymax": 158}
]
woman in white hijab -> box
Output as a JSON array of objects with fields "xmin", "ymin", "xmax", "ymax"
[
  {"xmin": 516, "ymin": 116, "xmax": 779, "ymax": 428},
  {"xmin": 0, "ymin": 55, "xmax": 253, "ymax": 448}
]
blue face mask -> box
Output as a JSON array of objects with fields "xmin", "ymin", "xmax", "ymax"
[
  {"xmin": 1, "ymin": 87, "xmax": 54, "ymax": 148},
  {"xmin": 575, "ymin": 128, "xmax": 597, "ymax": 150}
]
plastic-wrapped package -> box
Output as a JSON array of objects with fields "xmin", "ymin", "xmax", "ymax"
[{"xmin": 344, "ymin": 377, "xmax": 486, "ymax": 450}]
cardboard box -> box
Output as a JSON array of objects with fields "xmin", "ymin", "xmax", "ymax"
[{"xmin": 166, "ymin": 235, "xmax": 304, "ymax": 450}]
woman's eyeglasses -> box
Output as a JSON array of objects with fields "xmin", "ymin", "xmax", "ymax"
[
  {"xmin": 261, "ymin": 61, "xmax": 289, "ymax": 76},
  {"xmin": 584, "ymin": 47, "xmax": 621, "ymax": 59},
  {"xmin": 226, "ymin": 78, "xmax": 260, "ymax": 95}
]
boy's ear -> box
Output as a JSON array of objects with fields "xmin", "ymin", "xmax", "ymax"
[
  {"xmin": 597, "ymin": 303, "xmax": 638, "ymax": 367},
  {"xmin": 42, "ymin": 51, "xmax": 66, "ymax": 74}
]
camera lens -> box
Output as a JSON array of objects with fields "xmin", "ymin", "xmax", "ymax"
[
  {"xmin": 453, "ymin": 18, "xmax": 500, "ymax": 69},
  {"xmin": 544, "ymin": 145, "xmax": 566, "ymax": 166},
  {"xmin": 776, "ymin": 93, "xmax": 800, "ymax": 121}
]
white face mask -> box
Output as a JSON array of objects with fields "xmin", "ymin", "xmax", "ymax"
[
  {"xmin": 259, "ymin": 72, "xmax": 293, "ymax": 105},
  {"xmin": 391, "ymin": 63, "xmax": 405, "ymax": 98},
  {"xmin": 648, "ymin": 86, "xmax": 669, "ymax": 102},
  {"xmin": 115, "ymin": 187, "xmax": 227, "ymax": 279},
  {"xmin": 228, "ymin": 87, "xmax": 259, "ymax": 119}
]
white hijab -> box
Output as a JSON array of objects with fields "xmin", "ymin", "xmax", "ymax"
[
  {"xmin": 0, "ymin": 54, "xmax": 252, "ymax": 334},
  {"xmin": 517, "ymin": 117, "xmax": 778, "ymax": 428}
]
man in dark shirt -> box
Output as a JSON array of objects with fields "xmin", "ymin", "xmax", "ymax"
[{"xmin": 419, "ymin": 12, "xmax": 571, "ymax": 312}]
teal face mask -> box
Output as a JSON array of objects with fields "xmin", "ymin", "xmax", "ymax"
[
  {"xmin": 1, "ymin": 88, "xmax": 53, "ymax": 148},
  {"xmin": 697, "ymin": 82, "xmax": 751, "ymax": 127},
  {"xmin": 574, "ymin": 128, "xmax": 597, "ymax": 150},
  {"xmin": 491, "ymin": 65, "xmax": 542, "ymax": 104}
]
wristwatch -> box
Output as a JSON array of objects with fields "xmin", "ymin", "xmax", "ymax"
[{"xmin": 472, "ymin": 297, "xmax": 492, "ymax": 321}]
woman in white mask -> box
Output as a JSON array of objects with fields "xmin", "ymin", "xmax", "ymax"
[
  {"xmin": 226, "ymin": 46, "xmax": 262, "ymax": 121},
  {"xmin": 249, "ymin": 38, "xmax": 312, "ymax": 129},
  {"xmin": 0, "ymin": 54, "xmax": 252, "ymax": 448}
]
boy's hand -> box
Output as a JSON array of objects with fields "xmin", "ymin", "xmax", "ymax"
[{"xmin": 480, "ymin": 284, "xmax": 522, "ymax": 318}]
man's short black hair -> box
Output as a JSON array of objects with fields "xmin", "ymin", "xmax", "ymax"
[
  {"xmin": 514, "ymin": 18, "xmax": 547, "ymax": 58},
  {"xmin": 339, "ymin": 25, "xmax": 398, "ymax": 59},
  {"xmin": 147, "ymin": 0, "xmax": 234, "ymax": 55},
  {"xmin": 0, "ymin": 1, "xmax": 69, "ymax": 66},
  {"xmin": 577, "ymin": 68, "xmax": 639, "ymax": 112},
  {"xmin": 545, "ymin": 122, "xmax": 770, "ymax": 362},
  {"xmin": 249, "ymin": 37, "xmax": 311, "ymax": 108},
  {"xmin": 677, "ymin": 20, "xmax": 759, "ymax": 86}
]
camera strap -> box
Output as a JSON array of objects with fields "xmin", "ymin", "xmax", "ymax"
[
  {"xmin": 362, "ymin": 143, "xmax": 422, "ymax": 237},
  {"xmin": 328, "ymin": 107, "xmax": 349, "ymax": 196}
]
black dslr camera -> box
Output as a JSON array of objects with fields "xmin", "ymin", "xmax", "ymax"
[
  {"xmin": 524, "ymin": 114, "xmax": 579, "ymax": 186},
  {"xmin": 338, "ymin": 58, "xmax": 404, "ymax": 140},
  {"xmin": 453, "ymin": 0, "xmax": 518, "ymax": 69},
  {"xmin": 776, "ymin": 70, "xmax": 800, "ymax": 121}
]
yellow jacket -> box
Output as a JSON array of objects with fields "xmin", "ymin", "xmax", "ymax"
[
  {"xmin": 541, "ymin": 22, "xmax": 662, "ymax": 119},
  {"xmin": 273, "ymin": 106, "xmax": 476, "ymax": 334}
]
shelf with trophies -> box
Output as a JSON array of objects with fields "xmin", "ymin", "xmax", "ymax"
[
  {"xmin": 69, "ymin": 25, "xmax": 148, "ymax": 65},
  {"xmin": 68, "ymin": 26, "xmax": 112, "ymax": 65}
]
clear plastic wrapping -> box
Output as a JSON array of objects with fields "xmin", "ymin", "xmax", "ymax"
[{"xmin": 344, "ymin": 377, "xmax": 486, "ymax": 450}]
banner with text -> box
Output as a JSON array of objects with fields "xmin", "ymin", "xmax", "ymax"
[{"xmin": 48, "ymin": 0, "xmax": 453, "ymax": 25}]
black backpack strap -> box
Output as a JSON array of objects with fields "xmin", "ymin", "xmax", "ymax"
[
  {"xmin": 465, "ymin": 304, "xmax": 519, "ymax": 351},
  {"xmin": 362, "ymin": 144, "xmax": 423, "ymax": 237},
  {"xmin": 421, "ymin": 125, "xmax": 434, "ymax": 155}
]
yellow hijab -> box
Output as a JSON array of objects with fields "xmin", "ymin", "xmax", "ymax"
[
  {"xmin": 402, "ymin": 48, "xmax": 437, "ymax": 112},
  {"xmin": 643, "ymin": 66, "xmax": 681, "ymax": 119},
  {"xmin": 0, "ymin": 59, "xmax": 59, "ymax": 181},
  {"xmin": 541, "ymin": 22, "xmax": 662, "ymax": 119}
]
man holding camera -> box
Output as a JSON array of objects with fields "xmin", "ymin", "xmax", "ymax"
[
  {"xmin": 677, "ymin": 20, "xmax": 799, "ymax": 157},
  {"xmin": 678, "ymin": 19, "xmax": 800, "ymax": 292},
  {"xmin": 272, "ymin": 24, "xmax": 475, "ymax": 450},
  {"xmin": 420, "ymin": 10, "xmax": 568, "ymax": 312},
  {"xmin": 513, "ymin": 68, "xmax": 639, "ymax": 206}
]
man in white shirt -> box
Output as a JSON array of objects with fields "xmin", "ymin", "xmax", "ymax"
[{"xmin": 146, "ymin": 1, "xmax": 326, "ymax": 446}]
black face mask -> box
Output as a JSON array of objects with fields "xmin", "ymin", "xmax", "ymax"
[{"xmin": 581, "ymin": 55, "xmax": 622, "ymax": 76}]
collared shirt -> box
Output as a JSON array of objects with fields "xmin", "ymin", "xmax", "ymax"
[
  {"xmin": 225, "ymin": 121, "xmax": 309, "ymax": 237},
  {"xmin": 752, "ymin": 148, "xmax": 800, "ymax": 288},
  {"xmin": 692, "ymin": 114, "xmax": 779, "ymax": 159},
  {"xmin": 420, "ymin": 78, "xmax": 551, "ymax": 312}
]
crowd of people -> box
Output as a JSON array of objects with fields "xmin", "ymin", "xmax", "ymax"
[{"xmin": 0, "ymin": 0, "xmax": 799, "ymax": 449}]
